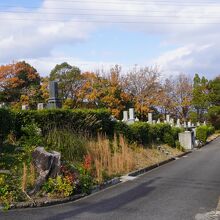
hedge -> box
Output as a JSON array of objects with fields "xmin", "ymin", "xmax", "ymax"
[
  {"xmin": 0, "ymin": 108, "xmax": 185, "ymax": 148},
  {"xmin": 196, "ymin": 125, "xmax": 215, "ymax": 144},
  {"xmin": 13, "ymin": 109, "xmax": 114, "ymax": 137},
  {"xmin": 114, "ymin": 121, "xmax": 183, "ymax": 147}
]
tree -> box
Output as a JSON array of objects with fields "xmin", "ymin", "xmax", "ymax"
[
  {"xmin": 76, "ymin": 66, "xmax": 130, "ymax": 118},
  {"xmin": 0, "ymin": 61, "xmax": 41, "ymax": 108},
  {"xmin": 50, "ymin": 62, "xmax": 82, "ymax": 105},
  {"xmin": 122, "ymin": 66, "xmax": 161, "ymax": 120},
  {"xmin": 208, "ymin": 76, "xmax": 220, "ymax": 128},
  {"xmin": 162, "ymin": 74, "xmax": 193, "ymax": 121},
  {"xmin": 192, "ymin": 74, "xmax": 209, "ymax": 121},
  {"xmin": 209, "ymin": 76, "xmax": 220, "ymax": 106},
  {"xmin": 76, "ymin": 72, "xmax": 104, "ymax": 108},
  {"xmin": 100, "ymin": 65, "xmax": 130, "ymax": 118}
]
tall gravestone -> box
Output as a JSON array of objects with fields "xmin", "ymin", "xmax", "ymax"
[
  {"xmin": 48, "ymin": 81, "xmax": 62, "ymax": 109},
  {"xmin": 122, "ymin": 111, "xmax": 128, "ymax": 122},
  {"xmin": 127, "ymin": 108, "xmax": 135, "ymax": 124},
  {"xmin": 148, "ymin": 113, "xmax": 153, "ymax": 124}
]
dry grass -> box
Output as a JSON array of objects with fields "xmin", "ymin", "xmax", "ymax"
[
  {"xmin": 29, "ymin": 163, "xmax": 36, "ymax": 187},
  {"xmin": 87, "ymin": 135, "xmax": 136, "ymax": 183},
  {"xmin": 22, "ymin": 163, "xmax": 27, "ymax": 192},
  {"xmin": 87, "ymin": 135, "xmax": 182, "ymax": 183}
]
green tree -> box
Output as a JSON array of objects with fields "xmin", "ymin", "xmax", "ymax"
[
  {"xmin": 209, "ymin": 76, "xmax": 220, "ymax": 106},
  {"xmin": 208, "ymin": 76, "xmax": 220, "ymax": 129},
  {"xmin": 50, "ymin": 62, "xmax": 82, "ymax": 105},
  {"xmin": 192, "ymin": 74, "xmax": 209, "ymax": 122}
]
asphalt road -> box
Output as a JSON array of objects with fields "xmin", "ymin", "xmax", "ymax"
[{"xmin": 1, "ymin": 138, "xmax": 220, "ymax": 220}]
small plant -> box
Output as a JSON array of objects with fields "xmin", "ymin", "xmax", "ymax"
[
  {"xmin": 43, "ymin": 176, "xmax": 75, "ymax": 198},
  {"xmin": 76, "ymin": 155, "xmax": 93, "ymax": 194}
]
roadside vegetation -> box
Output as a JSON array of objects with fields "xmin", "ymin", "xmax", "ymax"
[{"xmin": 0, "ymin": 62, "xmax": 219, "ymax": 210}]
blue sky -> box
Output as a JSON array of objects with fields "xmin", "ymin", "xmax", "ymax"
[{"xmin": 1, "ymin": 0, "xmax": 220, "ymax": 78}]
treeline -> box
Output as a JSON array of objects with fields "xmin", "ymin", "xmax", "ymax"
[{"xmin": 0, "ymin": 61, "xmax": 219, "ymax": 127}]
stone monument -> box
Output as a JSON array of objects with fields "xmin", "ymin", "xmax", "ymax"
[{"xmin": 48, "ymin": 81, "xmax": 62, "ymax": 109}]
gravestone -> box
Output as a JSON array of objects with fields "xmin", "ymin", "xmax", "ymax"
[
  {"xmin": 176, "ymin": 119, "xmax": 181, "ymax": 128},
  {"xmin": 48, "ymin": 81, "xmax": 62, "ymax": 109},
  {"xmin": 22, "ymin": 105, "xmax": 29, "ymax": 110},
  {"xmin": 127, "ymin": 108, "xmax": 135, "ymax": 124},
  {"xmin": 166, "ymin": 114, "xmax": 170, "ymax": 123},
  {"xmin": 0, "ymin": 103, "xmax": 5, "ymax": 108},
  {"xmin": 188, "ymin": 121, "xmax": 192, "ymax": 127},
  {"xmin": 122, "ymin": 111, "xmax": 128, "ymax": 122},
  {"xmin": 148, "ymin": 113, "xmax": 153, "ymax": 124},
  {"xmin": 135, "ymin": 117, "xmax": 139, "ymax": 122},
  {"xmin": 37, "ymin": 103, "xmax": 45, "ymax": 110},
  {"xmin": 170, "ymin": 118, "xmax": 174, "ymax": 126}
]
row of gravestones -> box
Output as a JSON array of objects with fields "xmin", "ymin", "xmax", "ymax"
[
  {"xmin": 122, "ymin": 108, "xmax": 206, "ymax": 128},
  {"xmin": 122, "ymin": 108, "xmax": 206, "ymax": 151}
]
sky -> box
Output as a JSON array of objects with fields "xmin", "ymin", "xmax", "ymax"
[{"xmin": 0, "ymin": 0, "xmax": 220, "ymax": 78}]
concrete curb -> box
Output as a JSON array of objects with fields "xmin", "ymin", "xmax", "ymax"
[{"xmin": 9, "ymin": 194, "xmax": 87, "ymax": 210}]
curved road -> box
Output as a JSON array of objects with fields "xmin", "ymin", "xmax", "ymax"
[{"xmin": 1, "ymin": 138, "xmax": 220, "ymax": 220}]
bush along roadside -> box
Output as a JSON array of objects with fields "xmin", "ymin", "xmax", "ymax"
[
  {"xmin": 114, "ymin": 121, "xmax": 184, "ymax": 148},
  {"xmin": 196, "ymin": 125, "xmax": 215, "ymax": 146}
]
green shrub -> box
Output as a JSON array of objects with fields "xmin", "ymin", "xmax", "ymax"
[
  {"xmin": 128, "ymin": 122, "xmax": 150, "ymax": 145},
  {"xmin": 114, "ymin": 122, "xmax": 182, "ymax": 147},
  {"xmin": 0, "ymin": 109, "xmax": 13, "ymax": 145},
  {"xmin": 77, "ymin": 165, "xmax": 93, "ymax": 194},
  {"xmin": 208, "ymin": 106, "xmax": 220, "ymax": 129},
  {"xmin": 196, "ymin": 125, "xmax": 215, "ymax": 144}
]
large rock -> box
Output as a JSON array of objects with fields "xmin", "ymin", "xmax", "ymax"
[{"xmin": 29, "ymin": 147, "xmax": 61, "ymax": 195}]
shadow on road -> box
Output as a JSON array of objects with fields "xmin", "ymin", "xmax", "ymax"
[{"xmin": 43, "ymin": 177, "xmax": 160, "ymax": 220}]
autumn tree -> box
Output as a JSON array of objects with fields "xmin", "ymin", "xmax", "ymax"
[
  {"xmin": 0, "ymin": 61, "xmax": 41, "ymax": 108},
  {"xmin": 76, "ymin": 72, "xmax": 104, "ymax": 108},
  {"xmin": 100, "ymin": 65, "xmax": 131, "ymax": 118},
  {"xmin": 163, "ymin": 74, "xmax": 193, "ymax": 121},
  {"xmin": 122, "ymin": 66, "xmax": 161, "ymax": 120}
]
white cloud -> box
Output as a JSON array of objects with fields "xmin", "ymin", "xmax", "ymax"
[{"xmin": 1, "ymin": 0, "xmax": 220, "ymax": 78}]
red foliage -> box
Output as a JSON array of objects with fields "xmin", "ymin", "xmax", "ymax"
[
  {"xmin": 60, "ymin": 165, "xmax": 76, "ymax": 184},
  {"xmin": 83, "ymin": 154, "xmax": 92, "ymax": 171}
]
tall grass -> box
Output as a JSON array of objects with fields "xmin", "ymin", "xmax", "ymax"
[
  {"xmin": 44, "ymin": 129, "xmax": 87, "ymax": 162},
  {"xmin": 87, "ymin": 135, "xmax": 135, "ymax": 183}
]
